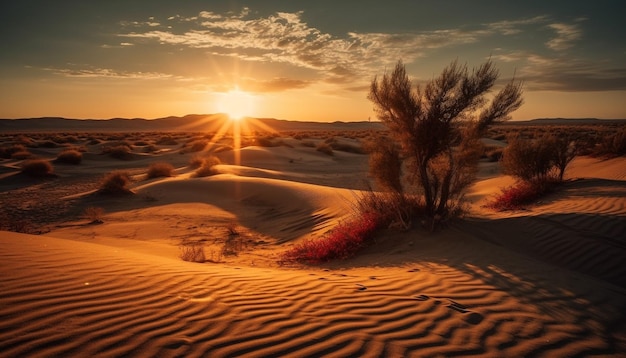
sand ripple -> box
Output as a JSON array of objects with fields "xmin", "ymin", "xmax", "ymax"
[{"xmin": 1, "ymin": 232, "xmax": 624, "ymax": 357}]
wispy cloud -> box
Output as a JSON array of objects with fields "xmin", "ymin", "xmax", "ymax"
[
  {"xmin": 494, "ymin": 51, "xmax": 626, "ymax": 91},
  {"xmin": 486, "ymin": 15, "xmax": 548, "ymax": 35},
  {"xmin": 41, "ymin": 66, "xmax": 174, "ymax": 80},
  {"xmin": 118, "ymin": 10, "xmax": 494, "ymax": 87},
  {"xmin": 546, "ymin": 22, "xmax": 582, "ymax": 51}
]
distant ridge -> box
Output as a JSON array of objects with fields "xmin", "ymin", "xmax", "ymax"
[{"xmin": 0, "ymin": 115, "xmax": 623, "ymax": 133}]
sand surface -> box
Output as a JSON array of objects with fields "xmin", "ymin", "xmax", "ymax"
[{"xmin": 1, "ymin": 130, "xmax": 625, "ymax": 357}]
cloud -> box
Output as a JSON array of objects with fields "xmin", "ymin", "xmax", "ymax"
[
  {"xmin": 41, "ymin": 66, "xmax": 174, "ymax": 80},
  {"xmin": 118, "ymin": 10, "xmax": 495, "ymax": 86},
  {"xmin": 486, "ymin": 16, "xmax": 548, "ymax": 35},
  {"xmin": 493, "ymin": 52, "xmax": 626, "ymax": 91},
  {"xmin": 241, "ymin": 77, "xmax": 310, "ymax": 92},
  {"xmin": 546, "ymin": 22, "xmax": 582, "ymax": 51}
]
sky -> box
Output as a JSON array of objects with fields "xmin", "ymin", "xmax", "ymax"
[{"xmin": 1, "ymin": 0, "xmax": 625, "ymax": 122}]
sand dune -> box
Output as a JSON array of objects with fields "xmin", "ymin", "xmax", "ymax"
[{"xmin": 1, "ymin": 131, "xmax": 626, "ymax": 356}]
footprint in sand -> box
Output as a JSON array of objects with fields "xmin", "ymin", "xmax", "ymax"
[
  {"xmin": 407, "ymin": 268, "xmax": 421, "ymax": 272},
  {"xmin": 355, "ymin": 284, "xmax": 367, "ymax": 291}
]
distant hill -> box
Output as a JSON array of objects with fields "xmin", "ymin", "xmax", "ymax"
[
  {"xmin": 0, "ymin": 115, "xmax": 623, "ymax": 133},
  {"xmin": 0, "ymin": 114, "xmax": 385, "ymax": 133}
]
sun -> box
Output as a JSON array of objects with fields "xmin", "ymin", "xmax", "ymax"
[{"xmin": 215, "ymin": 87, "xmax": 257, "ymax": 120}]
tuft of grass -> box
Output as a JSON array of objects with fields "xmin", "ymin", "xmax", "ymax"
[
  {"xmin": 146, "ymin": 162, "xmax": 175, "ymax": 178},
  {"xmin": 103, "ymin": 145, "xmax": 132, "ymax": 160},
  {"xmin": 315, "ymin": 142, "xmax": 334, "ymax": 156},
  {"xmin": 55, "ymin": 149, "xmax": 83, "ymax": 164},
  {"xmin": 181, "ymin": 139, "xmax": 208, "ymax": 153},
  {"xmin": 83, "ymin": 206, "xmax": 104, "ymax": 224},
  {"xmin": 195, "ymin": 155, "xmax": 221, "ymax": 177},
  {"xmin": 99, "ymin": 171, "xmax": 133, "ymax": 195},
  {"xmin": 21, "ymin": 159, "xmax": 54, "ymax": 177},
  {"xmin": 279, "ymin": 213, "xmax": 383, "ymax": 264},
  {"xmin": 179, "ymin": 242, "xmax": 206, "ymax": 263}
]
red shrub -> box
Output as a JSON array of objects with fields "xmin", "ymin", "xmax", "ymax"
[
  {"xmin": 280, "ymin": 213, "xmax": 383, "ymax": 264},
  {"xmin": 487, "ymin": 180, "xmax": 556, "ymax": 211}
]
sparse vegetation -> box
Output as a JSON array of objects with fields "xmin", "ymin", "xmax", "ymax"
[
  {"xmin": 146, "ymin": 162, "xmax": 175, "ymax": 178},
  {"xmin": 55, "ymin": 149, "xmax": 83, "ymax": 164},
  {"xmin": 280, "ymin": 212, "xmax": 384, "ymax": 264},
  {"xmin": 103, "ymin": 145, "xmax": 132, "ymax": 160},
  {"xmin": 99, "ymin": 171, "xmax": 132, "ymax": 195},
  {"xmin": 195, "ymin": 155, "xmax": 221, "ymax": 177},
  {"xmin": 315, "ymin": 142, "xmax": 333, "ymax": 156},
  {"xmin": 179, "ymin": 242, "xmax": 206, "ymax": 263},
  {"xmin": 21, "ymin": 159, "xmax": 54, "ymax": 177}
]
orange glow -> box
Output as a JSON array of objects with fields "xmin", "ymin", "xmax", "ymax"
[{"xmin": 215, "ymin": 87, "xmax": 257, "ymax": 120}]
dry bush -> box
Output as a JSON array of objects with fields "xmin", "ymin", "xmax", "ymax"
[
  {"xmin": 487, "ymin": 180, "xmax": 558, "ymax": 211},
  {"xmin": 189, "ymin": 155, "xmax": 205, "ymax": 168},
  {"xmin": 39, "ymin": 140, "xmax": 59, "ymax": 148},
  {"xmin": 99, "ymin": 171, "xmax": 132, "ymax": 195},
  {"xmin": 330, "ymin": 141, "xmax": 365, "ymax": 154},
  {"xmin": 55, "ymin": 149, "xmax": 83, "ymax": 164},
  {"xmin": 315, "ymin": 142, "xmax": 334, "ymax": 156},
  {"xmin": 0, "ymin": 144, "xmax": 27, "ymax": 158},
  {"xmin": 195, "ymin": 155, "xmax": 221, "ymax": 177},
  {"xmin": 21, "ymin": 159, "xmax": 54, "ymax": 177},
  {"xmin": 181, "ymin": 139, "xmax": 208, "ymax": 153},
  {"xmin": 279, "ymin": 213, "xmax": 383, "ymax": 264},
  {"xmin": 482, "ymin": 145, "xmax": 504, "ymax": 162},
  {"xmin": 103, "ymin": 145, "xmax": 132, "ymax": 160},
  {"xmin": 179, "ymin": 242, "xmax": 206, "ymax": 263},
  {"xmin": 501, "ymin": 134, "xmax": 575, "ymax": 183},
  {"xmin": 83, "ymin": 206, "xmax": 104, "ymax": 223},
  {"xmin": 11, "ymin": 150, "xmax": 33, "ymax": 160},
  {"xmin": 147, "ymin": 162, "xmax": 175, "ymax": 178},
  {"xmin": 594, "ymin": 127, "xmax": 626, "ymax": 157}
]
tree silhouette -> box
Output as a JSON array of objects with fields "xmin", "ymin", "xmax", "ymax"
[{"xmin": 368, "ymin": 59, "xmax": 523, "ymax": 224}]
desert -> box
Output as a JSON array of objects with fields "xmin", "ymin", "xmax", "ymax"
[{"xmin": 1, "ymin": 116, "xmax": 625, "ymax": 357}]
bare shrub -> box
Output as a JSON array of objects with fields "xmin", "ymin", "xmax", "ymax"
[
  {"xmin": 301, "ymin": 140, "xmax": 315, "ymax": 148},
  {"xmin": 21, "ymin": 159, "xmax": 54, "ymax": 177},
  {"xmin": 147, "ymin": 162, "xmax": 175, "ymax": 178},
  {"xmin": 195, "ymin": 155, "xmax": 221, "ymax": 177},
  {"xmin": 594, "ymin": 127, "xmax": 626, "ymax": 157},
  {"xmin": 315, "ymin": 142, "xmax": 333, "ymax": 156},
  {"xmin": 156, "ymin": 136, "xmax": 179, "ymax": 145},
  {"xmin": 99, "ymin": 171, "xmax": 132, "ymax": 195},
  {"xmin": 55, "ymin": 149, "xmax": 83, "ymax": 164},
  {"xmin": 103, "ymin": 145, "xmax": 132, "ymax": 160},
  {"xmin": 84, "ymin": 206, "xmax": 104, "ymax": 224},
  {"xmin": 181, "ymin": 139, "xmax": 208, "ymax": 153},
  {"xmin": 0, "ymin": 144, "xmax": 27, "ymax": 159},
  {"xmin": 179, "ymin": 242, "xmax": 206, "ymax": 263},
  {"xmin": 11, "ymin": 150, "xmax": 33, "ymax": 160}
]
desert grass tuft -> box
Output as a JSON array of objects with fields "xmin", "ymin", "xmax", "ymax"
[
  {"xmin": 179, "ymin": 242, "xmax": 206, "ymax": 263},
  {"xmin": 146, "ymin": 162, "xmax": 175, "ymax": 178},
  {"xmin": 55, "ymin": 149, "xmax": 83, "ymax": 164},
  {"xmin": 99, "ymin": 171, "xmax": 133, "ymax": 195},
  {"xmin": 21, "ymin": 159, "xmax": 54, "ymax": 177}
]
